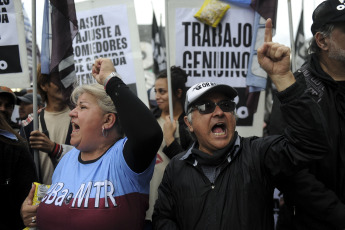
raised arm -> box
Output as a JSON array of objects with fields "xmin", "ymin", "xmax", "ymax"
[
  {"xmin": 257, "ymin": 18, "xmax": 296, "ymax": 92},
  {"xmin": 257, "ymin": 19, "xmax": 330, "ymax": 171},
  {"xmin": 92, "ymin": 58, "xmax": 163, "ymax": 173}
]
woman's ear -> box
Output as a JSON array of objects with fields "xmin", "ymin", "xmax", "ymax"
[{"xmin": 104, "ymin": 113, "xmax": 116, "ymax": 129}]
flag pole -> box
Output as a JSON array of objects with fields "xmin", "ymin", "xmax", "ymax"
[
  {"xmin": 287, "ymin": 0, "xmax": 296, "ymax": 72},
  {"xmin": 165, "ymin": 0, "xmax": 173, "ymax": 122},
  {"xmin": 32, "ymin": 0, "xmax": 40, "ymax": 180}
]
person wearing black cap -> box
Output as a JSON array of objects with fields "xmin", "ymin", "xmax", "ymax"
[
  {"xmin": 268, "ymin": 1, "xmax": 345, "ymax": 230},
  {"xmin": 17, "ymin": 93, "xmax": 44, "ymax": 121},
  {"xmin": 152, "ymin": 19, "xmax": 330, "ymax": 230},
  {"xmin": 0, "ymin": 85, "xmax": 21, "ymax": 131}
]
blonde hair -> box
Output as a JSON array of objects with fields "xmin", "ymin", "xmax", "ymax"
[
  {"xmin": 71, "ymin": 83, "xmax": 116, "ymax": 114},
  {"xmin": 71, "ymin": 83, "xmax": 124, "ymax": 137}
]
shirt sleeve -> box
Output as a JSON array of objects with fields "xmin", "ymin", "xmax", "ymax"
[{"xmin": 105, "ymin": 77, "xmax": 163, "ymax": 173}]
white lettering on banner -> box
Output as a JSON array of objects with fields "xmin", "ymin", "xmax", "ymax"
[
  {"xmin": 73, "ymin": 4, "xmax": 136, "ymax": 85},
  {"xmin": 0, "ymin": 60, "xmax": 8, "ymax": 70},
  {"xmin": 42, "ymin": 180, "xmax": 117, "ymax": 209}
]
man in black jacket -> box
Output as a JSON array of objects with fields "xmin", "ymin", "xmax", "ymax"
[
  {"xmin": 152, "ymin": 19, "xmax": 330, "ymax": 230},
  {"xmin": 269, "ymin": 1, "xmax": 345, "ymax": 229}
]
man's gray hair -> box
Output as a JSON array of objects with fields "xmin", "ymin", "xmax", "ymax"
[
  {"xmin": 186, "ymin": 112, "xmax": 196, "ymax": 140},
  {"xmin": 309, "ymin": 24, "xmax": 335, "ymax": 55}
]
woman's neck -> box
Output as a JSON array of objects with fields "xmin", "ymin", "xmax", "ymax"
[
  {"xmin": 80, "ymin": 140, "xmax": 116, "ymax": 161},
  {"xmin": 80, "ymin": 131, "xmax": 119, "ymax": 161}
]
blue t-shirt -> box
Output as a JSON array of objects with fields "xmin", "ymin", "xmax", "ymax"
[{"xmin": 37, "ymin": 138, "xmax": 155, "ymax": 230}]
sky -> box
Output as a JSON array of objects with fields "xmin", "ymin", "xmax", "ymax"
[{"xmin": 22, "ymin": 0, "xmax": 324, "ymax": 51}]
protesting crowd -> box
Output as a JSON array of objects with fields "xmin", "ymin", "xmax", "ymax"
[{"xmin": 0, "ymin": 0, "xmax": 344, "ymax": 229}]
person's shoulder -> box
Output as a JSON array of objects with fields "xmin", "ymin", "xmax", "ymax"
[
  {"xmin": 59, "ymin": 147, "xmax": 78, "ymax": 160},
  {"xmin": 172, "ymin": 149, "xmax": 189, "ymax": 159},
  {"xmin": 0, "ymin": 136, "xmax": 29, "ymax": 156},
  {"xmin": 167, "ymin": 150, "xmax": 191, "ymax": 170}
]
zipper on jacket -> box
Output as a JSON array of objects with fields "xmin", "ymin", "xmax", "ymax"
[{"xmin": 211, "ymin": 183, "xmax": 215, "ymax": 189}]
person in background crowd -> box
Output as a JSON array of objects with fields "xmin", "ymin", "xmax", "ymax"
[
  {"xmin": 145, "ymin": 67, "xmax": 193, "ymax": 228},
  {"xmin": 268, "ymin": 1, "xmax": 345, "ymax": 229},
  {"xmin": 17, "ymin": 93, "xmax": 44, "ymax": 122},
  {"xmin": 152, "ymin": 18, "xmax": 330, "ymax": 230},
  {"xmin": 0, "ymin": 113, "xmax": 37, "ymax": 230},
  {"xmin": 20, "ymin": 58, "xmax": 162, "ymax": 230},
  {"xmin": 0, "ymin": 86, "xmax": 21, "ymax": 131},
  {"xmin": 20, "ymin": 64, "xmax": 73, "ymax": 185}
]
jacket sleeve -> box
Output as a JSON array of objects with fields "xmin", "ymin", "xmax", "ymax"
[
  {"xmin": 152, "ymin": 161, "xmax": 180, "ymax": 230},
  {"xmin": 267, "ymin": 76, "xmax": 345, "ymax": 228},
  {"xmin": 105, "ymin": 77, "xmax": 163, "ymax": 173},
  {"xmin": 163, "ymin": 139, "xmax": 185, "ymax": 159},
  {"xmin": 262, "ymin": 79, "xmax": 330, "ymax": 177}
]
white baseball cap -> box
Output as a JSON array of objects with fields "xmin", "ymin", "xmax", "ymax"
[{"xmin": 185, "ymin": 82, "xmax": 237, "ymax": 112}]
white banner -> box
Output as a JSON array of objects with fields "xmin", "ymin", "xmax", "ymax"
[
  {"xmin": 73, "ymin": 5, "xmax": 136, "ymax": 85},
  {"xmin": 1, "ymin": 0, "xmax": 19, "ymax": 45},
  {"xmin": 175, "ymin": 6, "xmax": 254, "ymax": 87},
  {"xmin": 166, "ymin": 0, "xmax": 265, "ymax": 137},
  {"xmin": 74, "ymin": 0, "xmax": 148, "ymax": 106},
  {"xmin": 0, "ymin": 0, "xmax": 30, "ymax": 88}
]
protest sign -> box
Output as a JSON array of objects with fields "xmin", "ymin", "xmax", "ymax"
[
  {"xmin": 74, "ymin": 0, "xmax": 147, "ymax": 106},
  {"xmin": 0, "ymin": 0, "xmax": 29, "ymax": 88},
  {"xmin": 166, "ymin": 0, "xmax": 266, "ymax": 136}
]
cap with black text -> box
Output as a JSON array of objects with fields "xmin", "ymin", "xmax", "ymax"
[{"xmin": 185, "ymin": 82, "xmax": 237, "ymax": 112}]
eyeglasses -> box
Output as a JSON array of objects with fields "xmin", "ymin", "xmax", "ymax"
[{"xmin": 190, "ymin": 100, "xmax": 236, "ymax": 114}]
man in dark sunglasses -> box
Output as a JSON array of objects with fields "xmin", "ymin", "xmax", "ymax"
[{"xmin": 153, "ymin": 18, "xmax": 330, "ymax": 230}]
